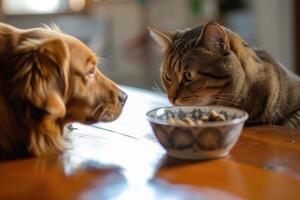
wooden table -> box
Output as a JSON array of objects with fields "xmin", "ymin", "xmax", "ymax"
[{"xmin": 0, "ymin": 86, "xmax": 299, "ymax": 200}]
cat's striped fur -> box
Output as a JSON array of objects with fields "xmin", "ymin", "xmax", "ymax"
[{"xmin": 149, "ymin": 21, "xmax": 300, "ymax": 128}]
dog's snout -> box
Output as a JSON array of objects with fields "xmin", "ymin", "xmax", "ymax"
[{"xmin": 118, "ymin": 90, "xmax": 127, "ymax": 105}]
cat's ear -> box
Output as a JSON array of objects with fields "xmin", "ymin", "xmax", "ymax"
[
  {"xmin": 148, "ymin": 27, "xmax": 172, "ymax": 53},
  {"xmin": 197, "ymin": 21, "xmax": 230, "ymax": 53}
]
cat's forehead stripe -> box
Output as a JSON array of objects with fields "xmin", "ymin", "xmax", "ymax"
[
  {"xmin": 171, "ymin": 26, "xmax": 203, "ymax": 51},
  {"xmin": 165, "ymin": 26, "xmax": 205, "ymax": 73},
  {"xmin": 165, "ymin": 54, "xmax": 186, "ymax": 73},
  {"xmin": 168, "ymin": 54, "xmax": 178, "ymax": 72},
  {"xmin": 167, "ymin": 26, "xmax": 204, "ymax": 67}
]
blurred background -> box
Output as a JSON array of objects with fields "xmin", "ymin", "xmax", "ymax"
[{"xmin": 0, "ymin": 0, "xmax": 299, "ymax": 90}]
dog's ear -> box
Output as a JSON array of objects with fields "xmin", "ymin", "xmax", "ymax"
[{"xmin": 9, "ymin": 38, "xmax": 69, "ymax": 118}]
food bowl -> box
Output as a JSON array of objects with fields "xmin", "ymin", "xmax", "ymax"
[{"xmin": 146, "ymin": 106, "xmax": 248, "ymax": 160}]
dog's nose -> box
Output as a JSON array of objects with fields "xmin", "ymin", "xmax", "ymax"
[{"xmin": 118, "ymin": 90, "xmax": 127, "ymax": 105}]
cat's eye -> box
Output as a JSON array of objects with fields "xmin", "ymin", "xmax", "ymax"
[{"xmin": 184, "ymin": 71, "xmax": 196, "ymax": 81}]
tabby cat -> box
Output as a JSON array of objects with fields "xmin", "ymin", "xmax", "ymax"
[{"xmin": 149, "ymin": 21, "xmax": 300, "ymax": 128}]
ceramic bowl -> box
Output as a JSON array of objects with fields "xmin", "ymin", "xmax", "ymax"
[{"xmin": 146, "ymin": 106, "xmax": 248, "ymax": 160}]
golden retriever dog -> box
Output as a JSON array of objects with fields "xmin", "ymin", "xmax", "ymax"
[{"xmin": 0, "ymin": 22, "xmax": 127, "ymax": 160}]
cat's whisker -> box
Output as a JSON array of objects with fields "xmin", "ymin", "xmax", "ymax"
[
  {"xmin": 213, "ymin": 94, "xmax": 241, "ymax": 98},
  {"xmin": 213, "ymin": 93, "xmax": 245, "ymax": 98},
  {"xmin": 154, "ymin": 90, "xmax": 167, "ymax": 97},
  {"xmin": 214, "ymin": 92, "xmax": 243, "ymax": 95},
  {"xmin": 155, "ymin": 87, "xmax": 165, "ymax": 95},
  {"xmin": 152, "ymin": 87, "xmax": 167, "ymax": 96},
  {"xmin": 209, "ymin": 96, "xmax": 241, "ymax": 107},
  {"xmin": 212, "ymin": 95, "xmax": 241, "ymax": 102},
  {"xmin": 213, "ymin": 100, "xmax": 240, "ymax": 107},
  {"xmin": 152, "ymin": 85, "xmax": 166, "ymax": 95},
  {"xmin": 184, "ymin": 95, "xmax": 241, "ymax": 107},
  {"xmin": 150, "ymin": 21, "xmax": 300, "ymax": 128},
  {"xmin": 152, "ymin": 81, "xmax": 166, "ymax": 96},
  {"xmin": 156, "ymin": 83, "xmax": 165, "ymax": 93},
  {"xmin": 212, "ymin": 95, "xmax": 243, "ymax": 103}
]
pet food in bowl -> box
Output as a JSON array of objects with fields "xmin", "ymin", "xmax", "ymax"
[
  {"xmin": 146, "ymin": 106, "xmax": 248, "ymax": 160},
  {"xmin": 166, "ymin": 109, "xmax": 226, "ymax": 126}
]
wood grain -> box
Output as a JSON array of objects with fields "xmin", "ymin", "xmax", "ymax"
[{"xmin": 0, "ymin": 87, "xmax": 299, "ymax": 200}]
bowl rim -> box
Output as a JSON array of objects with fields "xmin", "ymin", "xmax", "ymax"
[{"xmin": 146, "ymin": 105, "xmax": 249, "ymax": 127}]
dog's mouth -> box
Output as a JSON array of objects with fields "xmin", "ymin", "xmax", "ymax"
[{"xmin": 84, "ymin": 103, "xmax": 123, "ymax": 124}]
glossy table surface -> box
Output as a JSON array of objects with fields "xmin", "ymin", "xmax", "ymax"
[{"xmin": 0, "ymin": 86, "xmax": 299, "ymax": 200}]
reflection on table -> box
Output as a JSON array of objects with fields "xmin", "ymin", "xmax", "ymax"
[{"xmin": 0, "ymin": 86, "xmax": 299, "ymax": 200}]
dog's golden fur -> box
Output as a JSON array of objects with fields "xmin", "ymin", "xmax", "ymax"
[{"xmin": 0, "ymin": 22, "xmax": 127, "ymax": 160}]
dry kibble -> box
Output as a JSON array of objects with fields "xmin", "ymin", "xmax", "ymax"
[
  {"xmin": 195, "ymin": 120, "xmax": 204, "ymax": 125},
  {"xmin": 181, "ymin": 118, "xmax": 195, "ymax": 125},
  {"xmin": 207, "ymin": 110, "xmax": 226, "ymax": 122},
  {"xmin": 201, "ymin": 116, "xmax": 209, "ymax": 122},
  {"xmin": 215, "ymin": 115, "xmax": 226, "ymax": 121},
  {"xmin": 166, "ymin": 109, "xmax": 226, "ymax": 126},
  {"xmin": 175, "ymin": 120, "xmax": 188, "ymax": 126},
  {"xmin": 167, "ymin": 118, "xmax": 177, "ymax": 125},
  {"xmin": 209, "ymin": 110, "xmax": 219, "ymax": 118}
]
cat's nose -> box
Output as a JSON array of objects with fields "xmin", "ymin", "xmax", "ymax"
[{"xmin": 168, "ymin": 85, "xmax": 180, "ymax": 105}]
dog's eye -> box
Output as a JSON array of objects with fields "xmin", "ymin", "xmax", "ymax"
[{"xmin": 87, "ymin": 69, "xmax": 95, "ymax": 78}]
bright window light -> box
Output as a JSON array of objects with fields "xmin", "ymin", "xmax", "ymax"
[
  {"xmin": 69, "ymin": 0, "xmax": 86, "ymax": 12},
  {"xmin": 25, "ymin": 0, "xmax": 60, "ymax": 13},
  {"xmin": 1, "ymin": 0, "xmax": 85, "ymax": 14}
]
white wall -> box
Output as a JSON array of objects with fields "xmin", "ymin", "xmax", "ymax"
[
  {"xmin": 251, "ymin": 0, "xmax": 295, "ymax": 71},
  {"xmin": 90, "ymin": 1, "xmax": 141, "ymax": 48}
]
